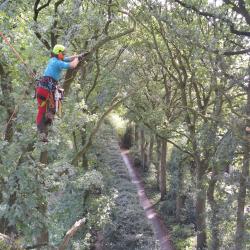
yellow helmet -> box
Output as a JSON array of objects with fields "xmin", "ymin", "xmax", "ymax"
[{"xmin": 52, "ymin": 44, "xmax": 65, "ymax": 55}]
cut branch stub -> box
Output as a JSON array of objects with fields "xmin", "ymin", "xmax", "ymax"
[{"xmin": 58, "ymin": 218, "xmax": 86, "ymax": 250}]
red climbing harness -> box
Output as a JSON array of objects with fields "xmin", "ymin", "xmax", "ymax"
[{"xmin": 35, "ymin": 76, "xmax": 64, "ymax": 130}]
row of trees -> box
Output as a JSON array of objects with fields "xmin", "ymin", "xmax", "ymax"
[
  {"xmin": 0, "ymin": 0, "xmax": 249, "ymax": 249},
  {"xmin": 123, "ymin": 1, "xmax": 249, "ymax": 249}
]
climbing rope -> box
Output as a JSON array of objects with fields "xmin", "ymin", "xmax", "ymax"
[
  {"xmin": 0, "ymin": 31, "xmax": 36, "ymax": 79},
  {"xmin": 0, "ymin": 31, "xmax": 37, "ymax": 139},
  {"xmin": 0, "ymin": 31, "xmax": 90, "ymax": 139}
]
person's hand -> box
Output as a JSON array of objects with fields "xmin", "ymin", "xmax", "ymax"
[{"xmin": 70, "ymin": 57, "xmax": 79, "ymax": 68}]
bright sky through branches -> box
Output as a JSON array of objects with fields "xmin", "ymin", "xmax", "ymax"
[{"xmin": 208, "ymin": 0, "xmax": 223, "ymax": 6}]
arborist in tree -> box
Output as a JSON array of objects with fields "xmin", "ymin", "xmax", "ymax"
[{"xmin": 36, "ymin": 44, "xmax": 83, "ymax": 142}]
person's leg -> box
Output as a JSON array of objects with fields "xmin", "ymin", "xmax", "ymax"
[{"xmin": 36, "ymin": 88, "xmax": 49, "ymax": 142}]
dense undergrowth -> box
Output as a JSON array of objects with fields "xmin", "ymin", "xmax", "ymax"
[
  {"xmin": 45, "ymin": 122, "xmax": 158, "ymax": 249},
  {"xmin": 93, "ymin": 124, "xmax": 159, "ymax": 250}
]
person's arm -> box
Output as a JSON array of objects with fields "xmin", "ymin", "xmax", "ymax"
[
  {"xmin": 64, "ymin": 54, "xmax": 80, "ymax": 61},
  {"xmin": 65, "ymin": 52, "xmax": 90, "ymax": 61},
  {"xmin": 57, "ymin": 57, "xmax": 79, "ymax": 69},
  {"xmin": 69, "ymin": 57, "xmax": 79, "ymax": 68}
]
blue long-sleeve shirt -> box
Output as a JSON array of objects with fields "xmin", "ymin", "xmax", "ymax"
[{"xmin": 43, "ymin": 57, "xmax": 71, "ymax": 81}]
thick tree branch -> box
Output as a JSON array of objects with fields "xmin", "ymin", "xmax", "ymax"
[
  {"xmin": 34, "ymin": 0, "xmax": 52, "ymax": 21},
  {"xmin": 222, "ymin": 47, "xmax": 250, "ymax": 56},
  {"xmin": 104, "ymin": 45, "xmax": 128, "ymax": 72},
  {"xmin": 174, "ymin": 0, "xmax": 250, "ymax": 37},
  {"xmin": 58, "ymin": 218, "xmax": 86, "ymax": 250},
  {"xmin": 33, "ymin": 31, "xmax": 51, "ymax": 50},
  {"xmin": 25, "ymin": 243, "xmax": 47, "ymax": 250},
  {"xmin": 71, "ymin": 91, "xmax": 136, "ymax": 165},
  {"xmin": 0, "ymin": 233, "xmax": 23, "ymax": 250},
  {"xmin": 85, "ymin": 50, "xmax": 100, "ymax": 102},
  {"xmin": 33, "ymin": 0, "xmax": 52, "ymax": 50},
  {"xmin": 103, "ymin": 0, "xmax": 113, "ymax": 35},
  {"xmin": 63, "ymin": 10, "xmax": 136, "ymax": 95},
  {"xmin": 126, "ymin": 105, "xmax": 194, "ymax": 158},
  {"xmin": 51, "ymin": 0, "xmax": 66, "ymax": 46},
  {"xmin": 223, "ymin": 0, "xmax": 250, "ymax": 25}
]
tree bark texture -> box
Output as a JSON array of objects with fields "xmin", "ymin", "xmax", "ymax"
[
  {"xmin": 0, "ymin": 62, "xmax": 16, "ymax": 234},
  {"xmin": 148, "ymin": 134, "xmax": 154, "ymax": 167},
  {"xmin": 81, "ymin": 128, "xmax": 88, "ymax": 169},
  {"xmin": 160, "ymin": 139, "xmax": 167, "ymax": 200},
  {"xmin": 196, "ymin": 166, "xmax": 207, "ymax": 250},
  {"xmin": 207, "ymin": 173, "xmax": 220, "ymax": 250},
  {"xmin": 156, "ymin": 136, "xmax": 161, "ymax": 190},
  {"xmin": 235, "ymin": 80, "xmax": 250, "ymax": 250},
  {"xmin": 0, "ymin": 62, "xmax": 15, "ymax": 141},
  {"xmin": 134, "ymin": 123, "xmax": 139, "ymax": 149},
  {"xmin": 176, "ymin": 162, "xmax": 185, "ymax": 223},
  {"xmin": 37, "ymin": 151, "xmax": 49, "ymax": 248},
  {"xmin": 58, "ymin": 218, "xmax": 86, "ymax": 250},
  {"xmin": 121, "ymin": 123, "xmax": 133, "ymax": 149},
  {"xmin": 140, "ymin": 128, "xmax": 146, "ymax": 170}
]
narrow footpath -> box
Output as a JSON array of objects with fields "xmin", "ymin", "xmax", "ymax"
[{"xmin": 121, "ymin": 150, "xmax": 175, "ymax": 250}]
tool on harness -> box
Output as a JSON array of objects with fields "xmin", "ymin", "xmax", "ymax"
[
  {"xmin": 36, "ymin": 76, "xmax": 57, "ymax": 91},
  {"xmin": 36, "ymin": 94, "xmax": 47, "ymax": 107},
  {"xmin": 36, "ymin": 76, "xmax": 64, "ymax": 118},
  {"xmin": 54, "ymin": 87, "xmax": 64, "ymax": 116}
]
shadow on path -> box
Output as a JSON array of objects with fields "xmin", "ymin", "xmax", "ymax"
[{"xmin": 121, "ymin": 150, "xmax": 175, "ymax": 250}]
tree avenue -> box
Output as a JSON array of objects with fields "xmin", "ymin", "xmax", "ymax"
[{"xmin": 0, "ymin": 0, "xmax": 249, "ymax": 249}]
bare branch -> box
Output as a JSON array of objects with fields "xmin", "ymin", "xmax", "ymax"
[
  {"xmin": 103, "ymin": 0, "xmax": 113, "ymax": 35},
  {"xmin": 223, "ymin": 0, "xmax": 250, "ymax": 25},
  {"xmin": 63, "ymin": 10, "xmax": 136, "ymax": 95},
  {"xmin": 33, "ymin": 0, "xmax": 52, "ymax": 50},
  {"xmin": 58, "ymin": 218, "xmax": 86, "ymax": 250},
  {"xmin": 222, "ymin": 47, "xmax": 250, "ymax": 56},
  {"xmin": 33, "ymin": 0, "xmax": 52, "ymax": 21},
  {"xmin": 85, "ymin": 50, "xmax": 100, "ymax": 101},
  {"xmin": 125, "ymin": 105, "xmax": 195, "ymax": 158},
  {"xmin": 0, "ymin": 233, "xmax": 23, "ymax": 250},
  {"xmin": 174, "ymin": 0, "xmax": 250, "ymax": 37},
  {"xmin": 25, "ymin": 243, "xmax": 47, "ymax": 250},
  {"xmin": 51, "ymin": 0, "xmax": 66, "ymax": 46},
  {"xmin": 33, "ymin": 31, "xmax": 51, "ymax": 50},
  {"xmin": 71, "ymin": 91, "xmax": 136, "ymax": 165}
]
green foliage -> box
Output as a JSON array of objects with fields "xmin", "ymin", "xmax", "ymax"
[
  {"xmin": 171, "ymin": 224, "xmax": 195, "ymax": 250},
  {"xmin": 1, "ymin": 0, "xmax": 250, "ymax": 249},
  {"xmin": 108, "ymin": 112, "xmax": 127, "ymax": 138},
  {"xmin": 0, "ymin": 240, "xmax": 11, "ymax": 250}
]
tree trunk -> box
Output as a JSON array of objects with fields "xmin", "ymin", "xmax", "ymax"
[
  {"xmin": 0, "ymin": 62, "xmax": 16, "ymax": 234},
  {"xmin": 176, "ymin": 163, "xmax": 185, "ymax": 222},
  {"xmin": 81, "ymin": 128, "xmax": 88, "ymax": 169},
  {"xmin": 148, "ymin": 134, "xmax": 154, "ymax": 167},
  {"xmin": 37, "ymin": 151, "xmax": 49, "ymax": 248},
  {"xmin": 160, "ymin": 139, "xmax": 167, "ymax": 200},
  {"xmin": 207, "ymin": 173, "xmax": 220, "ymax": 250},
  {"xmin": 134, "ymin": 124, "xmax": 139, "ymax": 149},
  {"xmin": 176, "ymin": 195, "xmax": 185, "ymax": 223},
  {"xmin": 140, "ymin": 128, "xmax": 146, "ymax": 170},
  {"xmin": 122, "ymin": 123, "xmax": 133, "ymax": 149},
  {"xmin": 0, "ymin": 177, "xmax": 9, "ymax": 234},
  {"xmin": 196, "ymin": 166, "xmax": 207, "ymax": 250},
  {"xmin": 156, "ymin": 136, "xmax": 161, "ymax": 190},
  {"xmin": 235, "ymin": 81, "xmax": 250, "ymax": 250}
]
